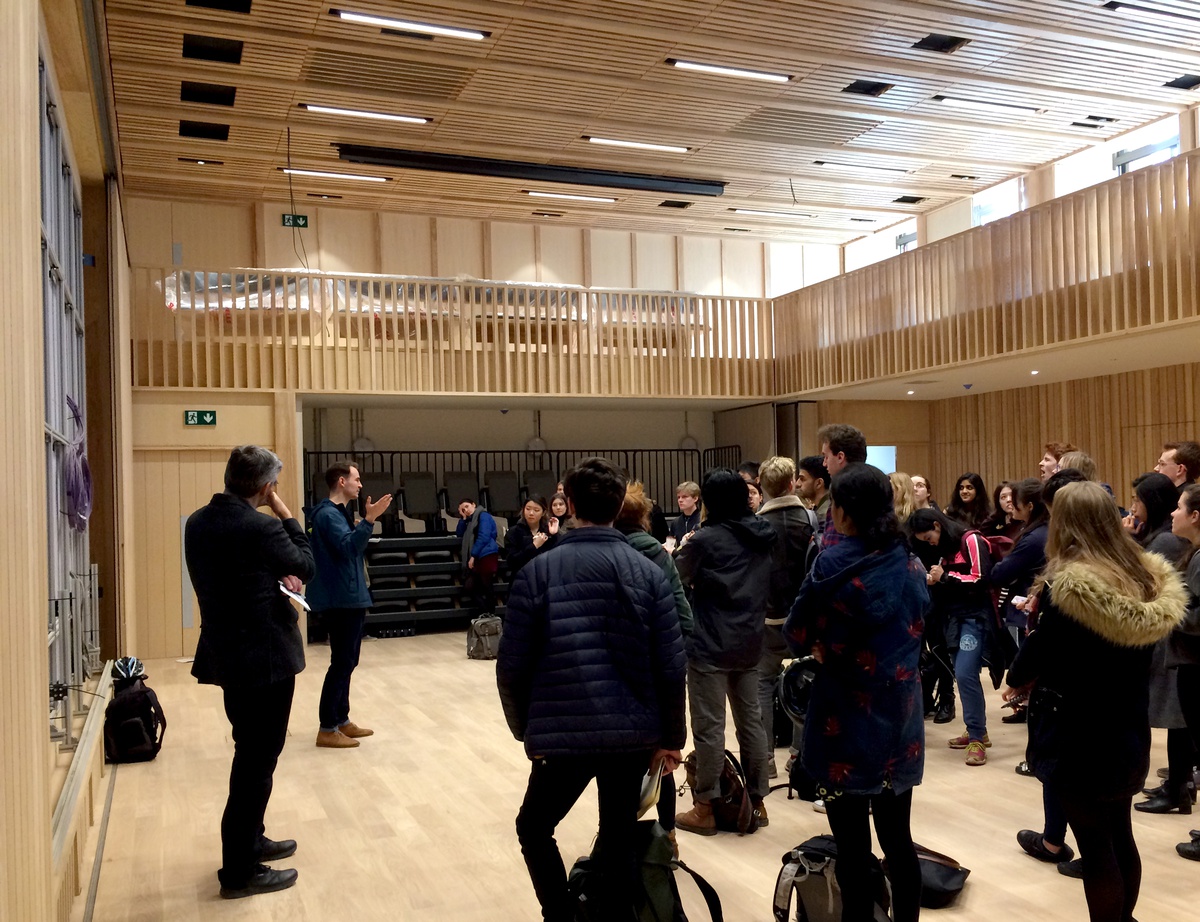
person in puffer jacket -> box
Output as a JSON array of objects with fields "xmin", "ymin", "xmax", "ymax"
[
  {"xmin": 497, "ymin": 457, "xmax": 686, "ymax": 922},
  {"xmin": 674, "ymin": 467, "xmax": 777, "ymax": 835}
]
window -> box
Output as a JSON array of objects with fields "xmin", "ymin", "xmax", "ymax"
[
  {"xmin": 1054, "ymin": 115, "xmax": 1180, "ymax": 197},
  {"xmin": 1114, "ymin": 136, "xmax": 1180, "ymax": 174},
  {"xmin": 866, "ymin": 445, "xmax": 897, "ymax": 473},
  {"xmin": 972, "ymin": 178, "xmax": 1022, "ymax": 227}
]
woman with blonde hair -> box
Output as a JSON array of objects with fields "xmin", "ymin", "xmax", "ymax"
[
  {"xmin": 1004, "ymin": 481, "xmax": 1187, "ymax": 922},
  {"xmin": 890, "ymin": 472, "xmax": 917, "ymax": 522}
]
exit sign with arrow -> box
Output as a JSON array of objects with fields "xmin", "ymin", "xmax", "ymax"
[
  {"xmin": 282, "ymin": 213, "xmax": 309, "ymax": 228},
  {"xmin": 184, "ymin": 410, "xmax": 217, "ymax": 427}
]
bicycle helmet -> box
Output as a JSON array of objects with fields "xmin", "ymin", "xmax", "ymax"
[
  {"xmin": 778, "ymin": 656, "xmax": 819, "ymax": 724},
  {"xmin": 112, "ymin": 656, "xmax": 145, "ymax": 680}
]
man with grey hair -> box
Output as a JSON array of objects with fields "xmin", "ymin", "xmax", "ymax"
[{"xmin": 185, "ymin": 445, "xmax": 314, "ymax": 899}]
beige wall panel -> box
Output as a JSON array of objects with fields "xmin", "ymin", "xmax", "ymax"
[
  {"xmin": 112, "ymin": 188, "xmax": 137, "ymax": 657},
  {"xmin": 817, "ymin": 400, "xmax": 932, "ymax": 479},
  {"xmin": 589, "ymin": 229, "xmax": 633, "ymax": 288},
  {"xmin": 435, "ymin": 217, "xmax": 485, "ymax": 278},
  {"xmin": 721, "ymin": 238, "xmax": 765, "ymax": 298},
  {"xmin": 679, "ymin": 236, "xmax": 723, "ymax": 295},
  {"xmin": 802, "ymin": 245, "xmax": 841, "ymax": 287},
  {"xmin": 538, "ymin": 225, "xmax": 584, "ymax": 286},
  {"xmin": 1, "ymin": 1, "xmax": 53, "ymax": 917},
  {"xmin": 489, "ymin": 222, "xmax": 538, "ymax": 282},
  {"xmin": 379, "ymin": 213, "xmax": 433, "ymax": 276},
  {"xmin": 925, "ymin": 199, "xmax": 974, "ymax": 243},
  {"xmin": 714, "ymin": 404, "xmax": 774, "ymax": 461},
  {"xmin": 316, "ymin": 207, "xmax": 379, "ymax": 275},
  {"xmin": 767, "ymin": 241, "xmax": 805, "ymax": 298},
  {"xmin": 171, "ymin": 201, "xmax": 254, "ymax": 268},
  {"xmin": 123, "ymin": 197, "xmax": 173, "ymax": 267},
  {"xmin": 633, "ymin": 232, "xmax": 677, "ymax": 291},
  {"xmin": 259, "ymin": 203, "xmax": 321, "ymax": 270},
  {"xmin": 132, "ymin": 391, "xmax": 275, "ymax": 449}
]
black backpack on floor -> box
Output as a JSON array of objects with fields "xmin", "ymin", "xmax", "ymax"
[
  {"xmin": 104, "ymin": 676, "xmax": 167, "ymax": 763},
  {"xmin": 682, "ymin": 749, "xmax": 761, "ymax": 835}
]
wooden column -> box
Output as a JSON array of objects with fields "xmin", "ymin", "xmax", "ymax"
[{"xmin": 0, "ymin": 0, "xmax": 55, "ymax": 918}]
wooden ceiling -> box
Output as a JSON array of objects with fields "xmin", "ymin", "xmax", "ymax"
[{"xmin": 104, "ymin": 0, "xmax": 1200, "ymax": 244}]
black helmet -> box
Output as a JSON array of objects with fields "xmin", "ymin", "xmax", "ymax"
[
  {"xmin": 778, "ymin": 656, "xmax": 819, "ymax": 724},
  {"xmin": 112, "ymin": 656, "xmax": 145, "ymax": 680}
]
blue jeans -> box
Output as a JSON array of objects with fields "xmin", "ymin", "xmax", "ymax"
[
  {"xmin": 318, "ymin": 607, "xmax": 366, "ymax": 731},
  {"xmin": 953, "ymin": 618, "xmax": 987, "ymax": 740}
]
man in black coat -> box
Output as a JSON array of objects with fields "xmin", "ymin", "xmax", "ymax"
[
  {"xmin": 184, "ymin": 445, "xmax": 315, "ymax": 899},
  {"xmin": 498, "ymin": 457, "xmax": 686, "ymax": 921}
]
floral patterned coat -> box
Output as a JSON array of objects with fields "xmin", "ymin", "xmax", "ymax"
[{"xmin": 785, "ymin": 536, "xmax": 930, "ymax": 796}]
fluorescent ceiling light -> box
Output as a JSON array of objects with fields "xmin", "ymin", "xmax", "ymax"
[
  {"xmin": 525, "ymin": 190, "xmax": 616, "ymax": 203},
  {"xmin": 280, "ymin": 167, "xmax": 389, "ymax": 182},
  {"xmin": 1102, "ymin": 1, "xmax": 1200, "ymax": 24},
  {"xmin": 301, "ymin": 104, "xmax": 430, "ymax": 125},
  {"xmin": 668, "ymin": 58, "xmax": 790, "ymax": 84},
  {"xmin": 815, "ymin": 160, "xmax": 911, "ymax": 176},
  {"xmin": 585, "ymin": 136, "xmax": 689, "ymax": 153},
  {"xmin": 933, "ymin": 95, "xmax": 1046, "ymax": 116},
  {"xmin": 333, "ymin": 9, "xmax": 488, "ymax": 41},
  {"xmin": 731, "ymin": 208, "xmax": 815, "ymax": 219}
]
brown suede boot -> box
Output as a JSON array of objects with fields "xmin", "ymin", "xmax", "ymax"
[
  {"xmin": 339, "ymin": 721, "xmax": 373, "ymax": 738},
  {"xmin": 675, "ymin": 799, "xmax": 717, "ymax": 836},
  {"xmin": 316, "ymin": 729, "xmax": 359, "ymax": 749},
  {"xmin": 753, "ymin": 796, "xmax": 769, "ymax": 828},
  {"xmin": 666, "ymin": 829, "xmax": 679, "ymax": 861}
]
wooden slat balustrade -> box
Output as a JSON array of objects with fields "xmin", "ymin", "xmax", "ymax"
[
  {"xmin": 131, "ymin": 271, "xmax": 773, "ymax": 398},
  {"xmin": 774, "ymin": 149, "xmax": 1200, "ymax": 395}
]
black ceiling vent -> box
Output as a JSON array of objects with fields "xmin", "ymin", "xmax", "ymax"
[
  {"xmin": 842, "ymin": 79, "xmax": 894, "ymax": 97},
  {"xmin": 1164, "ymin": 74, "xmax": 1200, "ymax": 90},
  {"xmin": 335, "ymin": 144, "xmax": 727, "ymax": 197},
  {"xmin": 724, "ymin": 227, "xmax": 751, "ymax": 232},
  {"xmin": 1071, "ymin": 121, "xmax": 1103, "ymax": 129},
  {"xmin": 951, "ymin": 174, "xmax": 979, "ymax": 180},
  {"xmin": 893, "ymin": 195, "xmax": 927, "ymax": 204},
  {"xmin": 182, "ymin": 34, "xmax": 244, "ymax": 64},
  {"xmin": 532, "ymin": 211, "xmax": 564, "ymax": 218},
  {"xmin": 177, "ymin": 157, "xmax": 224, "ymax": 165},
  {"xmin": 1084, "ymin": 115, "xmax": 1118, "ymax": 123},
  {"xmin": 307, "ymin": 193, "xmax": 343, "ymax": 199},
  {"xmin": 912, "ymin": 33, "xmax": 971, "ymax": 54},
  {"xmin": 849, "ymin": 217, "xmax": 875, "ymax": 222},
  {"xmin": 180, "ymin": 81, "xmax": 237, "ymax": 107},
  {"xmin": 186, "ymin": 0, "xmax": 252, "ymax": 12},
  {"xmin": 179, "ymin": 120, "xmax": 230, "ymax": 141},
  {"xmin": 659, "ymin": 200, "xmax": 692, "ymax": 208}
]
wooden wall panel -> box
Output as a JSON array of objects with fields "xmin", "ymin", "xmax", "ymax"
[
  {"xmin": 260, "ymin": 203, "xmax": 320, "ymax": 271},
  {"xmin": 316, "ymin": 207, "xmax": 379, "ymax": 275},
  {"xmin": 679, "ymin": 236, "xmax": 723, "ymax": 295},
  {"xmin": 633, "ymin": 232, "xmax": 676, "ymax": 291},
  {"xmin": 722, "ymin": 238, "xmax": 766, "ymax": 298},
  {"xmin": 538, "ymin": 225, "xmax": 584, "ymax": 286},
  {"xmin": 1, "ymin": 2, "xmax": 54, "ymax": 918},
  {"xmin": 435, "ymin": 217, "xmax": 485, "ymax": 278},
  {"xmin": 489, "ymin": 221, "xmax": 537, "ymax": 282},
  {"xmin": 766, "ymin": 241, "xmax": 804, "ymax": 299},
  {"xmin": 123, "ymin": 197, "xmax": 173, "ymax": 266},
  {"xmin": 379, "ymin": 214, "xmax": 433, "ymax": 276},
  {"xmin": 589, "ymin": 229, "xmax": 633, "ymax": 288},
  {"xmin": 171, "ymin": 202, "xmax": 255, "ymax": 268},
  {"xmin": 928, "ymin": 363, "xmax": 1200, "ymax": 510},
  {"xmin": 816, "ymin": 400, "xmax": 932, "ymax": 485}
]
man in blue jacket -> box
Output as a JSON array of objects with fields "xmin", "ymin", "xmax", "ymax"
[
  {"xmin": 306, "ymin": 461, "xmax": 392, "ymax": 749},
  {"xmin": 498, "ymin": 457, "xmax": 687, "ymax": 922}
]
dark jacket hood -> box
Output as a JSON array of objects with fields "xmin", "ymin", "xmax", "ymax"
[
  {"xmin": 711, "ymin": 513, "xmax": 777, "ymax": 550},
  {"xmin": 803, "ymin": 538, "xmax": 913, "ymax": 621}
]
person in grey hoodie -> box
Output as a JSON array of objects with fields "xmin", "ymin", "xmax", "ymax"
[{"xmin": 674, "ymin": 467, "xmax": 777, "ymax": 835}]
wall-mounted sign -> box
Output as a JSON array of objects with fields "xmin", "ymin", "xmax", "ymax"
[
  {"xmin": 184, "ymin": 410, "xmax": 216, "ymax": 426},
  {"xmin": 282, "ymin": 213, "xmax": 309, "ymax": 227}
]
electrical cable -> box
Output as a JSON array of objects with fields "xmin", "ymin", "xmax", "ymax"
[{"xmin": 286, "ymin": 127, "xmax": 310, "ymax": 271}]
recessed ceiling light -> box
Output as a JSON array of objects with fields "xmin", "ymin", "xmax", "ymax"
[
  {"xmin": 815, "ymin": 160, "xmax": 911, "ymax": 177},
  {"xmin": 730, "ymin": 208, "xmax": 814, "ymax": 219},
  {"xmin": 933, "ymin": 95, "xmax": 1046, "ymax": 115},
  {"xmin": 1031, "ymin": 370, "xmax": 1039, "ymax": 375},
  {"xmin": 907, "ymin": 390, "xmax": 915, "ymax": 395},
  {"xmin": 332, "ymin": 8, "xmax": 489, "ymax": 40},
  {"xmin": 178, "ymin": 157, "xmax": 223, "ymax": 165},
  {"xmin": 531, "ymin": 211, "xmax": 564, "ymax": 218},
  {"xmin": 666, "ymin": 58, "xmax": 790, "ymax": 84},
  {"xmin": 951, "ymin": 173, "xmax": 980, "ymax": 180},
  {"xmin": 584, "ymin": 136, "xmax": 689, "ymax": 153},
  {"xmin": 1102, "ymin": 1, "xmax": 1200, "ymax": 24},
  {"xmin": 300, "ymin": 104, "xmax": 431, "ymax": 124},
  {"xmin": 306, "ymin": 193, "xmax": 343, "ymax": 199},
  {"xmin": 279, "ymin": 167, "xmax": 389, "ymax": 182},
  {"xmin": 525, "ymin": 190, "xmax": 616, "ymax": 203}
]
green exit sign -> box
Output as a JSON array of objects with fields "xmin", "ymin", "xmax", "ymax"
[
  {"xmin": 281, "ymin": 213, "xmax": 309, "ymax": 228},
  {"xmin": 184, "ymin": 410, "xmax": 216, "ymax": 427}
]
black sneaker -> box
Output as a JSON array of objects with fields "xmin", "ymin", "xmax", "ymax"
[
  {"xmin": 1057, "ymin": 858, "xmax": 1084, "ymax": 879},
  {"xmin": 219, "ymin": 865, "xmax": 298, "ymax": 899},
  {"xmin": 1015, "ymin": 760, "xmax": 1034, "ymax": 777}
]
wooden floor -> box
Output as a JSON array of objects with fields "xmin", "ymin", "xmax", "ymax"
[{"xmin": 78, "ymin": 631, "xmax": 1196, "ymax": 922}]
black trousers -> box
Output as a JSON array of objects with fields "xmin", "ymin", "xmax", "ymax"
[
  {"xmin": 823, "ymin": 787, "xmax": 921, "ymax": 922},
  {"xmin": 318, "ymin": 607, "xmax": 366, "ymax": 731},
  {"xmin": 515, "ymin": 750, "xmax": 650, "ymax": 922},
  {"xmin": 1059, "ymin": 792, "xmax": 1140, "ymax": 922},
  {"xmin": 218, "ymin": 677, "xmax": 294, "ymax": 887},
  {"xmin": 1180, "ymin": 664, "xmax": 1200, "ymax": 757}
]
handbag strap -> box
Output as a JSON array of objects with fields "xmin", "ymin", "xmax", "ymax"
[{"xmin": 675, "ymin": 859, "xmax": 723, "ymax": 922}]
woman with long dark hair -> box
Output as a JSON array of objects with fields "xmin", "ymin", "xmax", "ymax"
[
  {"xmin": 1170, "ymin": 484, "xmax": 1200, "ymax": 861},
  {"xmin": 504, "ymin": 496, "xmax": 559, "ymax": 576},
  {"xmin": 944, "ymin": 472, "xmax": 992, "ymax": 530},
  {"xmin": 984, "ymin": 481, "xmax": 1023, "ymax": 541},
  {"xmin": 1005, "ymin": 482, "xmax": 1186, "ymax": 922},
  {"xmin": 909, "ymin": 506, "xmax": 994, "ymax": 765},
  {"xmin": 785, "ymin": 463, "xmax": 928, "ymax": 922}
]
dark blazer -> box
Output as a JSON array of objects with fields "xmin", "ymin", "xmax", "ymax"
[
  {"xmin": 504, "ymin": 520, "xmax": 558, "ymax": 576},
  {"xmin": 185, "ymin": 493, "xmax": 315, "ymax": 688}
]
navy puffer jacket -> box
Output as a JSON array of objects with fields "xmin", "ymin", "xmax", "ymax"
[{"xmin": 497, "ymin": 527, "xmax": 687, "ymax": 757}]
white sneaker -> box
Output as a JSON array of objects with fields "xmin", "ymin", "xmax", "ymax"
[{"xmin": 812, "ymin": 799, "xmax": 826, "ymax": 814}]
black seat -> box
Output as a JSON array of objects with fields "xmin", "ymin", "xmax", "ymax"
[
  {"xmin": 397, "ymin": 472, "xmax": 442, "ymax": 533},
  {"xmin": 358, "ymin": 472, "xmax": 396, "ymax": 521},
  {"xmin": 524, "ymin": 469, "xmax": 559, "ymax": 505},
  {"xmin": 484, "ymin": 470, "xmax": 521, "ymax": 518},
  {"xmin": 444, "ymin": 470, "xmax": 480, "ymax": 510}
]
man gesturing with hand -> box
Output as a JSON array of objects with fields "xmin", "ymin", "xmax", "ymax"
[{"xmin": 306, "ymin": 461, "xmax": 393, "ymax": 749}]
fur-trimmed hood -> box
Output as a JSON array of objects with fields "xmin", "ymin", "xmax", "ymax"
[{"xmin": 1049, "ymin": 552, "xmax": 1188, "ymax": 647}]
